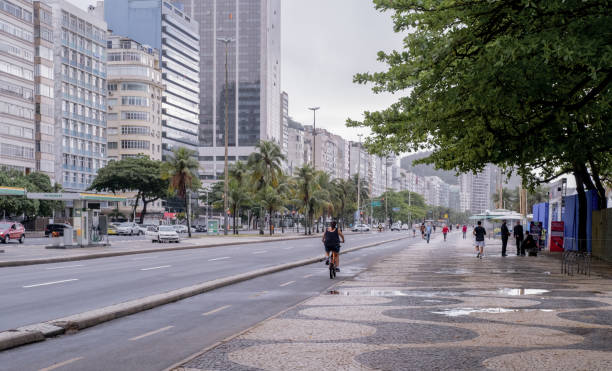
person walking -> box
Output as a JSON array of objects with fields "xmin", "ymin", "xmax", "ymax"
[
  {"xmin": 473, "ymin": 221, "xmax": 486, "ymax": 258},
  {"xmin": 500, "ymin": 220, "xmax": 510, "ymax": 257},
  {"xmin": 420, "ymin": 223, "xmax": 426, "ymax": 239},
  {"xmin": 462, "ymin": 225, "xmax": 467, "ymax": 239},
  {"xmin": 442, "ymin": 225, "xmax": 449, "ymax": 241},
  {"xmin": 425, "ymin": 223, "xmax": 432, "ymax": 243},
  {"xmin": 513, "ymin": 221, "xmax": 524, "ymax": 256}
]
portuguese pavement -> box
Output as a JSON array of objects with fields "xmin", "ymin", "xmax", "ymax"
[{"xmin": 175, "ymin": 232, "xmax": 612, "ymax": 371}]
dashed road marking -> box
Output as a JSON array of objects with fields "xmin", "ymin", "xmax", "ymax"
[
  {"xmin": 279, "ymin": 280, "xmax": 295, "ymax": 287},
  {"xmin": 283, "ymin": 246, "xmax": 295, "ymax": 250},
  {"xmin": 129, "ymin": 326, "xmax": 174, "ymax": 341},
  {"xmin": 302, "ymin": 273, "xmax": 314, "ymax": 278},
  {"xmin": 202, "ymin": 305, "xmax": 231, "ymax": 316},
  {"xmin": 39, "ymin": 357, "xmax": 84, "ymax": 371},
  {"xmin": 45, "ymin": 264, "xmax": 84, "ymax": 270},
  {"xmin": 140, "ymin": 265, "xmax": 171, "ymax": 271},
  {"xmin": 208, "ymin": 256, "xmax": 231, "ymax": 261},
  {"xmin": 24, "ymin": 279, "xmax": 78, "ymax": 288},
  {"xmin": 249, "ymin": 290, "xmax": 267, "ymax": 298},
  {"xmin": 252, "ymin": 250, "xmax": 267, "ymax": 254},
  {"xmin": 132, "ymin": 256, "xmax": 159, "ymax": 260}
]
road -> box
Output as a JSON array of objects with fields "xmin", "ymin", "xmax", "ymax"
[
  {"xmin": 0, "ymin": 232, "xmax": 424, "ymax": 371},
  {"xmin": 0, "ymin": 231, "xmax": 411, "ymax": 332}
]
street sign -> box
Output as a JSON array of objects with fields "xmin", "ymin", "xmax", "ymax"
[
  {"xmin": 392, "ymin": 207, "xmax": 400, "ymax": 212},
  {"xmin": 371, "ymin": 201, "xmax": 381, "ymax": 207}
]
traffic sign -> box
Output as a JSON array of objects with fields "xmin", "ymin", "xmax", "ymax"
[
  {"xmin": 392, "ymin": 207, "xmax": 400, "ymax": 212},
  {"xmin": 371, "ymin": 201, "xmax": 381, "ymax": 207}
]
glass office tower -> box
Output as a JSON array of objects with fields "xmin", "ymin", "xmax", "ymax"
[{"xmin": 104, "ymin": 0, "xmax": 200, "ymax": 160}]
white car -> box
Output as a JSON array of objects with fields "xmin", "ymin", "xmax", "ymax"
[
  {"xmin": 149, "ymin": 225, "xmax": 180, "ymax": 243},
  {"xmin": 391, "ymin": 223, "xmax": 402, "ymax": 231},
  {"xmin": 401, "ymin": 224, "xmax": 410, "ymax": 230},
  {"xmin": 116, "ymin": 222, "xmax": 142, "ymax": 235},
  {"xmin": 172, "ymin": 224, "xmax": 188, "ymax": 233},
  {"xmin": 352, "ymin": 224, "xmax": 370, "ymax": 232}
]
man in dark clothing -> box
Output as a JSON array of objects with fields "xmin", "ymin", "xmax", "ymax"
[
  {"xmin": 473, "ymin": 221, "xmax": 486, "ymax": 258},
  {"xmin": 500, "ymin": 220, "xmax": 510, "ymax": 257},
  {"xmin": 513, "ymin": 221, "xmax": 524, "ymax": 256}
]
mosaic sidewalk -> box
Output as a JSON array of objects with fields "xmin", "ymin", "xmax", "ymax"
[{"xmin": 175, "ymin": 234, "xmax": 612, "ymax": 371}]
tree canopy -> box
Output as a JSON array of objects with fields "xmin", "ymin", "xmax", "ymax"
[{"xmin": 0, "ymin": 170, "xmax": 62, "ymax": 219}]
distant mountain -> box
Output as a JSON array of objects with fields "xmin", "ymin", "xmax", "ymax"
[{"xmin": 400, "ymin": 152, "xmax": 460, "ymax": 185}]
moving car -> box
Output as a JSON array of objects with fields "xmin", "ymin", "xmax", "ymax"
[
  {"xmin": 172, "ymin": 224, "xmax": 188, "ymax": 233},
  {"xmin": 352, "ymin": 224, "xmax": 370, "ymax": 232},
  {"xmin": 107, "ymin": 225, "xmax": 118, "ymax": 235},
  {"xmin": 44, "ymin": 223, "xmax": 72, "ymax": 237},
  {"xmin": 116, "ymin": 222, "xmax": 143, "ymax": 235},
  {"xmin": 391, "ymin": 223, "xmax": 402, "ymax": 231},
  {"xmin": 149, "ymin": 225, "xmax": 180, "ymax": 243},
  {"xmin": 401, "ymin": 224, "xmax": 410, "ymax": 230},
  {"xmin": 0, "ymin": 221, "xmax": 25, "ymax": 243},
  {"xmin": 194, "ymin": 224, "xmax": 207, "ymax": 233}
]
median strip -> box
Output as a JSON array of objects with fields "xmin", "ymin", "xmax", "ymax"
[{"xmin": 0, "ymin": 234, "xmax": 409, "ymax": 351}]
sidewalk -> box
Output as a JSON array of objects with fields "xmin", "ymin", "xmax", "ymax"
[{"xmin": 175, "ymin": 232, "xmax": 612, "ymax": 371}]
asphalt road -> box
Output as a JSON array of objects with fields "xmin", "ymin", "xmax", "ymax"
[
  {"xmin": 0, "ymin": 231, "xmax": 411, "ymax": 332},
  {"xmin": 0, "ymin": 234, "xmax": 423, "ymax": 371}
]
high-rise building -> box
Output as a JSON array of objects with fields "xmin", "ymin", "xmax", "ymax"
[
  {"xmin": 105, "ymin": 35, "xmax": 163, "ymax": 161},
  {"xmin": 280, "ymin": 90, "xmax": 288, "ymax": 159},
  {"xmin": 286, "ymin": 117, "xmax": 304, "ymax": 176},
  {"xmin": 0, "ymin": 0, "xmax": 36, "ymax": 175},
  {"xmin": 303, "ymin": 126, "xmax": 347, "ymax": 180},
  {"xmin": 180, "ymin": 0, "xmax": 281, "ymax": 180},
  {"xmin": 459, "ymin": 164, "xmax": 493, "ymax": 213},
  {"xmin": 102, "ymin": 0, "xmax": 200, "ymax": 161},
  {"xmin": 46, "ymin": 0, "xmax": 108, "ymax": 191}
]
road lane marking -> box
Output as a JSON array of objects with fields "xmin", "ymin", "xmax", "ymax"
[
  {"xmin": 202, "ymin": 305, "xmax": 231, "ymax": 316},
  {"xmin": 45, "ymin": 265, "xmax": 84, "ymax": 270},
  {"xmin": 129, "ymin": 326, "xmax": 174, "ymax": 341},
  {"xmin": 24, "ymin": 279, "xmax": 78, "ymax": 288},
  {"xmin": 303, "ymin": 273, "xmax": 314, "ymax": 278},
  {"xmin": 38, "ymin": 357, "xmax": 84, "ymax": 371},
  {"xmin": 140, "ymin": 265, "xmax": 171, "ymax": 271},
  {"xmin": 279, "ymin": 280, "xmax": 295, "ymax": 287},
  {"xmin": 252, "ymin": 250, "xmax": 267, "ymax": 254},
  {"xmin": 208, "ymin": 256, "xmax": 231, "ymax": 261},
  {"xmin": 283, "ymin": 246, "xmax": 295, "ymax": 250},
  {"xmin": 249, "ymin": 290, "xmax": 267, "ymax": 298},
  {"xmin": 132, "ymin": 256, "xmax": 159, "ymax": 260}
]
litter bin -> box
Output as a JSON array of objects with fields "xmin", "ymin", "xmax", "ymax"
[{"xmin": 63, "ymin": 227, "xmax": 73, "ymax": 246}]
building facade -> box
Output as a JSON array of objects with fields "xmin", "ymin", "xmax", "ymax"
[
  {"xmin": 280, "ymin": 90, "xmax": 288, "ymax": 159},
  {"xmin": 180, "ymin": 0, "xmax": 281, "ymax": 181},
  {"xmin": 0, "ymin": 0, "xmax": 36, "ymax": 175},
  {"xmin": 105, "ymin": 35, "xmax": 163, "ymax": 161},
  {"xmin": 286, "ymin": 117, "xmax": 304, "ymax": 176},
  {"xmin": 46, "ymin": 0, "xmax": 108, "ymax": 191},
  {"xmin": 103, "ymin": 0, "xmax": 200, "ymax": 161}
]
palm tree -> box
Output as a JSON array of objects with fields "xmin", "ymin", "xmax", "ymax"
[
  {"xmin": 258, "ymin": 185, "xmax": 286, "ymax": 235},
  {"xmin": 161, "ymin": 147, "xmax": 201, "ymax": 237},
  {"xmin": 293, "ymin": 165, "xmax": 316, "ymax": 235},
  {"xmin": 227, "ymin": 179, "xmax": 251, "ymax": 234},
  {"xmin": 332, "ymin": 178, "xmax": 355, "ymax": 230}
]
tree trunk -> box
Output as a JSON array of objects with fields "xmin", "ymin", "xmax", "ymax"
[
  {"xmin": 269, "ymin": 208, "xmax": 273, "ymax": 235},
  {"xmin": 185, "ymin": 196, "xmax": 191, "ymax": 238},
  {"xmin": 139, "ymin": 196, "xmax": 148, "ymax": 224},
  {"xmin": 589, "ymin": 159, "xmax": 608, "ymax": 209},
  {"xmin": 259, "ymin": 209, "xmax": 264, "ymax": 235},
  {"xmin": 574, "ymin": 169, "xmax": 588, "ymax": 253},
  {"xmin": 131, "ymin": 192, "xmax": 141, "ymax": 222}
]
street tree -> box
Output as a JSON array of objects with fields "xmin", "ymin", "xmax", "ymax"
[
  {"xmin": 0, "ymin": 170, "xmax": 39, "ymax": 219},
  {"xmin": 89, "ymin": 157, "xmax": 168, "ymax": 224},
  {"xmin": 161, "ymin": 148, "xmax": 201, "ymax": 237},
  {"xmin": 349, "ymin": 0, "xmax": 611, "ymax": 251}
]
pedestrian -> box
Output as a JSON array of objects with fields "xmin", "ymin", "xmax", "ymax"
[
  {"xmin": 412, "ymin": 225, "xmax": 416, "ymax": 237},
  {"xmin": 462, "ymin": 224, "xmax": 467, "ymax": 239},
  {"xmin": 442, "ymin": 224, "xmax": 449, "ymax": 241},
  {"xmin": 500, "ymin": 220, "xmax": 510, "ymax": 257},
  {"xmin": 473, "ymin": 221, "xmax": 486, "ymax": 258},
  {"xmin": 425, "ymin": 223, "xmax": 432, "ymax": 243},
  {"xmin": 523, "ymin": 231, "xmax": 537, "ymax": 256},
  {"xmin": 433, "ymin": 225, "xmax": 436, "ymax": 233},
  {"xmin": 513, "ymin": 221, "xmax": 524, "ymax": 256},
  {"xmin": 420, "ymin": 223, "xmax": 425, "ymax": 239}
]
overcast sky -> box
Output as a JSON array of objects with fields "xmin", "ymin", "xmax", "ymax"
[{"xmin": 71, "ymin": 0, "xmax": 403, "ymax": 143}]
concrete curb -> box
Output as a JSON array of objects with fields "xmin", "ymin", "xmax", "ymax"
[
  {"xmin": 0, "ymin": 235, "xmax": 409, "ymax": 351},
  {"xmin": 0, "ymin": 234, "xmax": 326, "ymax": 268}
]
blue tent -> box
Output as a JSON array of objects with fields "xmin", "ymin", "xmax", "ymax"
[{"xmin": 562, "ymin": 190, "xmax": 599, "ymax": 252}]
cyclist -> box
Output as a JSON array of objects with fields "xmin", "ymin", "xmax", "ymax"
[{"xmin": 322, "ymin": 221, "xmax": 344, "ymax": 272}]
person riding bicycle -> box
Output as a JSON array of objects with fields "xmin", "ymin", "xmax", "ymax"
[{"xmin": 323, "ymin": 221, "xmax": 344, "ymax": 272}]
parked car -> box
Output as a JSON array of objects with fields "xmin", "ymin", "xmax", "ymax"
[
  {"xmin": 107, "ymin": 225, "xmax": 118, "ymax": 235},
  {"xmin": 149, "ymin": 225, "xmax": 180, "ymax": 243},
  {"xmin": 0, "ymin": 221, "xmax": 25, "ymax": 244},
  {"xmin": 45, "ymin": 223, "xmax": 72, "ymax": 237},
  {"xmin": 352, "ymin": 224, "xmax": 370, "ymax": 232},
  {"xmin": 401, "ymin": 224, "xmax": 410, "ymax": 230},
  {"xmin": 116, "ymin": 222, "xmax": 142, "ymax": 235},
  {"xmin": 390, "ymin": 223, "xmax": 402, "ymax": 231},
  {"xmin": 172, "ymin": 224, "xmax": 188, "ymax": 233},
  {"xmin": 194, "ymin": 224, "xmax": 207, "ymax": 233}
]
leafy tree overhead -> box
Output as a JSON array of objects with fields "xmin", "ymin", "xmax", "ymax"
[
  {"xmin": 161, "ymin": 148, "xmax": 201, "ymax": 237},
  {"xmin": 0, "ymin": 170, "xmax": 39, "ymax": 218},
  {"xmin": 349, "ymin": 0, "xmax": 611, "ymax": 251},
  {"xmin": 89, "ymin": 157, "xmax": 168, "ymax": 224}
]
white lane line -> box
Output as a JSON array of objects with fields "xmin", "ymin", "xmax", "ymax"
[
  {"xmin": 283, "ymin": 246, "xmax": 295, "ymax": 250},
  {"xmin": 39, "ymin": 357, "xmax": 84, "ymax": 371},
  {"xmin": 208, "ymin": 256, "xmax": 231, "ymax": 261},
  {"xmin": 140, "ymin": 265, "xmax": 171, "ymax": 271},
  {"xmin": 129, "ymin": 325, "xmax": 174, "ymax": 341},
  {"xmin": 202, "ymin": 305, "xmax": 231, "ymax": 316},
  {"xmin": 252, "ymin": 250, "xmax": 267, "ymax": 254},
  {"xmin": 132, "ymin": 256, "xmax": 159, "ymax": 260},
  {"xmin": 249, "ymin": 290, "xmax": 267, "ymax": 298},
  {"xmin": 45, "ymin": 264, "xmax": 84, "ymax": 270},
  {"xmin": 24, "ymin": 279, "xmax": 78, "ymax": 288},
  {"xmin": 302, "ymin": 274, "xmax": 314, "ymax": 278},
  {"xmin": 279, "ymin": 280, "xmax": 295, "ymax": 287}
]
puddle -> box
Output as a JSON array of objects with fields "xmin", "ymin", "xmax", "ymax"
[
  {"xmin": 325, "ymin": 290, "xmax": 463, "ymax": 297},
  {"xmin": 496, "ymin": 288, "xmax": 550, "ymax": 296},
  {"xmin": 423, "ymin": 299, "xmax": 444, "ymax": 303},
  {"xmin": 432, "ymin": 308, "xmax": 556, "ymax": 317},
  {"xmin": 435, "ymin": 269, "xmax": 472, "ymax": 275}
]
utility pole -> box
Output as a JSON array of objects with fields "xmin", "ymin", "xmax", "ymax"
[
  {"xmin": 356, "ymin": 134, "xmax": 363, "ymax": 224},
  {"xmin": 385, "ymin": 156, "xmax": 389, "ymax": 227},
  {"xmin": 217, "ymin": 37, "xmax": 234, "ymax": 235},
  {"xmin": 308, "ymin": 107, "xmax": 319, "ymax": 168}
]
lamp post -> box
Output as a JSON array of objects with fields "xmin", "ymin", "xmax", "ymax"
[
  {"xmin": 308, "ymin": 107, "xmax": 319, "ymax": 168},
  {"xmin": 217, "ymin": 37, "xmax": 234, "ymax": 235}
]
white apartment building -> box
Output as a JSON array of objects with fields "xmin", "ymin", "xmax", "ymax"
[{"xmin": 286, "ymin": 117, "xmax": 304, "ymax": 176}]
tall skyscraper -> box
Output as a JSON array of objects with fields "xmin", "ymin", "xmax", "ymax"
[
  {"xmin": 103, "ymin": 0, "xmax": 200, "ymax": 161},
  {"xmin": 180, "ymin": 0, "xmax": 281, "ymax": 180},
  {"xmin": 46, "ymin": 0, "xmax": 108, "ymax": 191},
  {"xmin": 0, "ymin": 0, "xmax": 35, "ymax": 175}
]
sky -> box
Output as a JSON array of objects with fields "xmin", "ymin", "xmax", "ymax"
[{"xmin": 71, "ymin": 0, "xmax": 404, "ymax": 143}]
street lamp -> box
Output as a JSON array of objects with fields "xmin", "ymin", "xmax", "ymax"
[
  {"xmin": 217, "ymin": 37, "xmax": 234, "ymax": 235},
  {"xmin": 308, "ymin": 107, "xmax": 319, "ymax": 167}
]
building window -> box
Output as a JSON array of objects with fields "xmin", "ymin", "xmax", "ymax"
[
  {"xmin": 121, "ymin": 126, "xmax": 149, "ymax": 135},
  {"xmin": 107, "ymin": 142, "xmax": 118, "ymax": 149},
  {"xmin": 121, "ymin": 111, "xmax": 148, "ymax": 121},
  {"xmin": 121, "ymin": 96, "xmax": 149, "ymax": 106},
  {"xmin": 121, "ymin": 140, "xmax": 150, "ymax": 149}
]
